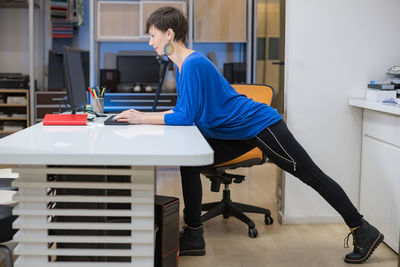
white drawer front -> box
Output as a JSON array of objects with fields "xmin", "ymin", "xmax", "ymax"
[{"xmin": 363, "ymin": 109, "xmax": 400, "ymax": 147}]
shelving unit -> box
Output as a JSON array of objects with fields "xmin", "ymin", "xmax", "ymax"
[
  {"xmin": 35, "ymin": 91, "xmax": 67, "ymax": 123},
  {"xmin": 0, "ymin": 89, "xmax": 30, "ymax": 137},
  {"xmin": 0, "ymin": 0, "xmax": 40, "ymax": 9},
  {"xmin": 0, "ymin": 0, "xmax": 43, "ymax": 126}
]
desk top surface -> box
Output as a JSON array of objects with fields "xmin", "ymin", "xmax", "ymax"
[
  {"xmin": 0, "ymin": 116, "xmax": 214, "ymax": 166},
  {"xmin": 348, "ymin": 98, "xmax": 400, "ymax": 116}
]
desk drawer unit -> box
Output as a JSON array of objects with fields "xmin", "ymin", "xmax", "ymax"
[
  {"xmin": 36, "ymin": 91, "xmax": 67, "ymax": 123},
  {"xmin": 11, "ymin": 165, "xmax": 155, "ymax": 267}
]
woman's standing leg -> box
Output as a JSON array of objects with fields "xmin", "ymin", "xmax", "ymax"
[{"xmin": 179, "ymin": 138, "xmax": 256, "ymax": 256}]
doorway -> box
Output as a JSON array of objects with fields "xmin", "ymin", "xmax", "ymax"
[{"xmin": 255, "ymin": 0, "xmax": 285, "ymax": 114}]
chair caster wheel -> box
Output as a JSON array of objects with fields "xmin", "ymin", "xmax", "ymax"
[
  {"xmin": 265, "ymin": 215, "xmax": 274, "ymax": 225},
  {"xmin": 248, "ymin": 227, "xmax": 258, "ymax": 238}
]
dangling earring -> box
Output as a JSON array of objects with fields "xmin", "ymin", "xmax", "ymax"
[{"xmin": 164, "ymin": 41, "xmax": 174, "ymax": 56}]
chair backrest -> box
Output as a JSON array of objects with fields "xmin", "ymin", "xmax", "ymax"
[
  {"xmin": 231, "ymin": 84, "xmax": 274, "ymax": 106},
  {"xmin": 210, "ymin": 84, "xmax": 275, "ymax": 171}
]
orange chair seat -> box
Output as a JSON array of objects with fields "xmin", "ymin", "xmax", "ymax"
[{"xmin": 214, "ymin": 147, "xmax": 263, "ymax": 168}]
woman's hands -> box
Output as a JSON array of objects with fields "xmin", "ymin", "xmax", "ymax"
[
  {"xmin": 113, "ymin": 109, "xmax": 171, "ymax": 125},
  {"xmin": 113, "ymin": 109, "xmax": 145, "ymax": 124}
]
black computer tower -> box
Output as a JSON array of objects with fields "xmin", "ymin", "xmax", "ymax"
[
  {"xmin": 48, "ymin": 51, "xmax": 65, "ymax": 89},
  {"xmin": 100, "ymin": 69, "xmax": 118, "ymax": 92},
  {"xmin": 155, "ymin": 195, "xmax": 179, "ymax": 267},
  {"xmin": 223, "ymin": 62, "xmax": 233, "ymax": 83},
  {"xmin": 223, "ymin": 62, "xmax": 246, "ymax": 83}
]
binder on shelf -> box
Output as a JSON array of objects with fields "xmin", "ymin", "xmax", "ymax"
[
  {"xmin": 42, "ymin": 114, "xmax": 87, "ymax": 126},
  {"xmin": 367, "ymin": 84, "xmax": 395, "ymax": 90}
]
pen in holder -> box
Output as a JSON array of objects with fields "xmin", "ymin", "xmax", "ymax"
[
  {"xmin": 88, "ymin": 86, "xmax": 106, "ymax": 114},
  {"xmin": 93, "ymin": 97, "xmax": 104, "ymax": 113}
]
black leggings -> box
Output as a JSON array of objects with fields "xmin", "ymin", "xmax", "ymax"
[{"xmin": 180, "ymin": 120, "xmax": 363, "ymax": 228}]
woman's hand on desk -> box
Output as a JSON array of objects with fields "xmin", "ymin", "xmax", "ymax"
[
  {"xmin": 114, "ymin": 109, "xmax": 145, "ymax": 124},
  {"xmin": 114, "ymin": 109, "xmax": 167, "ymax": 125}
]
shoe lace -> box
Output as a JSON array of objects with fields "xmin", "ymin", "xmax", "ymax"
[
  {"xmin": 344, "ymin": 230, "xmax": 363, "ymax": 251},
  {"xmin": 344, "ymin": 232, "xmax": 353, "ymax": 248},
  {"xmin": 181, "ymin": 225, "xmax": 193, "ymax": 235}
]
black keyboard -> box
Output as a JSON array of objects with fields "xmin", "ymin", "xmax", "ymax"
[{"xmin": 104, "ymin": 115, "xmax": 129, "ymax": 125}]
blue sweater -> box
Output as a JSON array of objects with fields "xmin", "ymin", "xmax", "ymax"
[{"xmin": 164, "ymin": 52, "xmax": 282, "ymax": 140}]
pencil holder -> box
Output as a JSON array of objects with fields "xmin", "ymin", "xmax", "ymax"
[{"xmin": 93, "ymin": 98, "xmax": 104, "ymax": 113}]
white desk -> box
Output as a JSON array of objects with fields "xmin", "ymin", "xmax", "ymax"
[
  {"xmin": 349, "ymin": 99, "xmax": 400, "ymax": 254},
  {"xmin": 0, "ymin": 117, "xmax": 213, "ymax": 267}
]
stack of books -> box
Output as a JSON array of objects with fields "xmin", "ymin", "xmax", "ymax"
[
  {"xmin": 52, "ymin": 22, "xmax": 73, "ymax": 39},
  {"xmin": 51, "ymin": 0, "xmax": 73, "ymax": 38},
  {"xmin": 365, "ymin": 80, "xmax": 399, "ymax": 102}
]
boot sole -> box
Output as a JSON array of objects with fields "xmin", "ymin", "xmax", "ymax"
[
  {"xmin": 344, "ymin": 233, "xmax": 384, "ymax": 264},
  {"xmin": 179, "ymin": 249, "xmax": 206, "ymax": 256}
]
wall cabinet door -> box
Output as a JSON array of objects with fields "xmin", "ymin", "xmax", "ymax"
[
  {"xmin": 97, "ymin": 1, "xmax": 140, "ymax": 41},
  {"xmin": 141, "ymin": 1, "xmax": 186, "ymax": 37},
  {"xmin": 194, "ymin": 0, "xmax": 247, "ymax": 42},
  {"xmin": 97, "ymin": 1, "xmax": 186, "ymax": 42}
]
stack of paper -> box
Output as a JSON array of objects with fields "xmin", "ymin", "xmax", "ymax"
[{"xmin": 365, "ymin": 89, "xmax": 397, "ymax": 102}]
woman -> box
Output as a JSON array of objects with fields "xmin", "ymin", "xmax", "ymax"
[{"xmin": 114, "ymin": 6, "xmax": 383, "ymax": 264}]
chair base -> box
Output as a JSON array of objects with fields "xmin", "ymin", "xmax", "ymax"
[
  {"xmin": 201, "ymin": 188, "xmax": 273, "ymax": 238},
  {"xmin": 0, "ymin": 245, "xmax": 13, "ymax": 267}
]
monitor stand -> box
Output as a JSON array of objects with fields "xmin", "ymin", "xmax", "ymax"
[{"xmin": 152, "ymin": 58, "xmax": 170, "ymax": 112}]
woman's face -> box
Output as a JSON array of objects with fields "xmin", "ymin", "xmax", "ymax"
[{"xmin": 148, "ymin": 25, "xmax": 170, "ymax": 56}]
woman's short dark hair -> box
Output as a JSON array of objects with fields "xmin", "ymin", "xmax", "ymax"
[{"xmin": 145, "ymin": 6, "xmax": 188, "ymax": 43}]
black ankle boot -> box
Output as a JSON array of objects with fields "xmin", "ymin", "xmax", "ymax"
[
  {"xmin": 179, "ymin": 225, "xmax": 206, "ymax": 256},
  {"xmin": 344, "ymin": 219, "xmax": 384, "ymax": 264}
]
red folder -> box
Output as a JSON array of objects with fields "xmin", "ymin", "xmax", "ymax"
[{"xmin": 43, "ymin": 114, "xmax": 88, "ymax": 126}]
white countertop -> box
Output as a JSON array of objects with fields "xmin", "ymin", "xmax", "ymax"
[
  {"xmin": 348, "ymin": 98, "xmax": 400, "ymax": 116},
  {"xmin": 0, "ymin": 116, "xmax": 214, "ymax": 166}
]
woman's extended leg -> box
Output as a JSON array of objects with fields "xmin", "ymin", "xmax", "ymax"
[
  {"xmin": 248, "ymin": 119, "xmax": 382, "ymax": 263},
  {"xmin": 248, "ymin": 120, "xmax": 362, "ymax": 227}
]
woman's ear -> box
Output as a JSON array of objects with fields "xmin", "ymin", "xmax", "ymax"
[{"xmin": 167, "ymin": 28, "xmax": 174, "ymax": 41}]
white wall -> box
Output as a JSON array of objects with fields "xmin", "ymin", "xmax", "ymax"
[
  {"xmin": 282, "ymin": 0, "xmax": 400, "ymax": 224},
  {"xmin": 0, "ymin": 8, "xmax": 42, "ymax": 89}
]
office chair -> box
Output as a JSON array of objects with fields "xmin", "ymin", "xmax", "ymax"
[{"xmin": 201, "ymin": 84, "xmax": 275, "ymax": 238}]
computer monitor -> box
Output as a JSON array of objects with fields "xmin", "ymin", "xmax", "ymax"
[
  {"xmin": 48, "ymin": 50, "xmax": 89, "ymax": 90},
  {"xmin": 63, "ymin": 46, "xmax": 88, "ymax": 114},
  {"xmin": 117, "ymin": 55, "xmax": 160, "ymax": 86}
]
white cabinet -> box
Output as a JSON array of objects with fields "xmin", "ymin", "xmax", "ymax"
[{"xmin": 359, "ymin": 108, "xmax": 400, "ymax": 252}]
